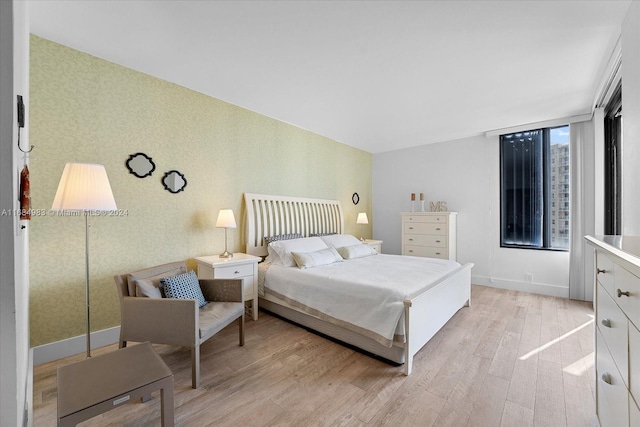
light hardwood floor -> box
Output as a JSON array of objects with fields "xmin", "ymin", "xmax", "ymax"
[{"xmin": 32, "ymin": 285, "xmax": 595, "ymax": 426}]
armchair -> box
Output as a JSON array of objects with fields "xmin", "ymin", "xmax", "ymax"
[{"xmin": 114, "ymin": 261, "xmax": 244, "ymax": 389}]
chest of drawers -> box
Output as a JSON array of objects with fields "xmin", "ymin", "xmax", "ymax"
[
  {"xmin": 585, "ymin": 235, "xmax": 640, "ymax": 427},
  {"xmin": 401, "ymin": 212, "xmax": 457, "ymax": 261}
]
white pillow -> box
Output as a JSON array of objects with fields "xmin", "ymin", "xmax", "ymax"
[
  {"xmin": 320, "ymin": 234, "xmax": 362, "ymax": 249},
  {"xmin": 337, "ymin": 243, "xmax": 378, "ymax": 260},
  {"xmin": 269, "ymin": 237, "xmax": 329, "ymax": 267},
  {"xmin": 292, "ymin": 247, "xmax": 343, "ymax": 269}
]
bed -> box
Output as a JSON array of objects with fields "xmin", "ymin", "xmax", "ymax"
[{"xmin": 243, "ymin": 193, "xmax": 473, "ymax": 375}]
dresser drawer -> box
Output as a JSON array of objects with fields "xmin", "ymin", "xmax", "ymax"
[
  {"xmin": 597, "ymin": 283, "xmax": 629, "ymax": 385},
  {"xmin": 403, "ymin": 245, "xmax": 448, "ymax": 259},
  {"xmin": 597, "ymin": 328, "xmax": 629, "ymax": 427},
  {"xmin": 403, "ymin": 214, "xmax": 449, "ymax": 224},
  {"xmin": 597, "ymin": 252, "xmax": 616, "ymax": 297},
  {"xmin": 615, "ymin": 264, "xmax": 640, "ymax": 329},
  {"xmin": 404, "ymin": 234, "xmax": 447, "ymax": 247},
  {"xmin": 213, "ymin": 263, "xmax": 254, "ymax": 279},
  {"xmin": 630, "ymin": 321, "xmax": 640, "ymax": 403},
  {"xmin": 403, "ymin": 223, "xmax": 447, "ymax": 235}
]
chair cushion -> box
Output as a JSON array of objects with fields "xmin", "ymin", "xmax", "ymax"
[
  {"xmin": 199, "ymin": 302, "xmax": 244, "ymax": 339},
  {"xmin": 161, "ymin": 271, "xmax": 207, "ymax": 308},
  {"xmin": 126, "ymin": 262, "xmax": 186, "ymax": 297}
]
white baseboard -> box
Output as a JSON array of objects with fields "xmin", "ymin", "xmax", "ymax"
[
  {"xmin": 32, "ymin": 327, "xmax": 120, "ymax": 366},
  {"xmin": 472, "ymin": 275, "xmax": 570, "ymax": 299}
]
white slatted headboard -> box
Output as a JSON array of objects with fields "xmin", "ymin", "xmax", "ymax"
[{"xmin": 244, "ymin": 193, "xmax": 344, "ymax": 257}]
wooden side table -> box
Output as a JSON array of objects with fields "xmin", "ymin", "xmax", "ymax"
[
  {"xmin": 195, "ymin": 253, "xmax": 261, "ymax": 320},
  {"xmin": 57, "ymin": 342, "xmax": 173, "ymax": 427}
]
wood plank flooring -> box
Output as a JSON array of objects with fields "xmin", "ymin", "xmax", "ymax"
[{"xmin": 32, "ymin": 285, "xmax": 595, "ymax": 426}]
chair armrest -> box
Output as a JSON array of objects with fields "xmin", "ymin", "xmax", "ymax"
[
  {"xmin": 121, "ymin": 297, "xmax": 198, "ymax": 346},
  {"xmin": 199, "ymin": 279, "xmax": 243, "ymax": 303}
]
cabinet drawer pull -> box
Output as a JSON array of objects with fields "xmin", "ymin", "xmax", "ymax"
[
  {"xmin": 435, "ymin": 240, "xmax": 441, "ymax": 243},
  {"xmin": 234, "ymin": 270, "xmax": 240, "ymax": 274},
  {"xmin": 601, "ymin": 318, "xmax": 611, "ymax": 328},
  {"xmin": 435, "ymin": 252, "xmax": 441, "ymax": 255},
  {"xmin": 409, "ymin": 227, "xmax": 414, "ymax": 230},
  {"xmin": 597, "ymin": 268, "xmax": 606, "ymax": 274},
  {"xmin": 409, "ymin": 238, "xmax": 414, "ymax": 241},
  {"xmin": 436, "ymin": 228, "xmax": 441, "ymax": 231},
  {"xmin": 408, "ymin": 250, "xmax": 414, "ymax": 253},
  {"xmin": 617, "ymin": 289, "xmax": 630, "ymax": 298},
  {"xmin": 601, "ymin": 372, "xmax": 612, "ymax": 385}
]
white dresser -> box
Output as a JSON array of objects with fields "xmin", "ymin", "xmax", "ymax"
[
  {"xmin": 401, "ymin": 212, "xmax": 457, "ymax": 261},
  {"xmin": 585, "ymin": 235, "xmax": 640, "ymax": 427}
]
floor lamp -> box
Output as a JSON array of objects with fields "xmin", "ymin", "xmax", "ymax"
[{"xmin": 51, "ymin": 163, "xmax": 117, "ymax": 358}]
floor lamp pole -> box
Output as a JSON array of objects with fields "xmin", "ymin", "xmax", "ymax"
[{"xmin": 85, "ymin": 213, "xmax": 91, "ymax": 358}]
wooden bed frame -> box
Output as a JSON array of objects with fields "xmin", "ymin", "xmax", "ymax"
[{"xmin": 243, "ymin": 193, "xmax": 473, "ymax": 375}]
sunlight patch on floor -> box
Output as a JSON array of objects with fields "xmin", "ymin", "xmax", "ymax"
[{"xmin": 519, "ymin": 315, "xmax": 594, "ymax": 361}]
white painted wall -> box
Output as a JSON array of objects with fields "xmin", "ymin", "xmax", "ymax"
[
  {"xmin": 1, "ymin": 1, "xmax": 31, "ymax": 425},
  {"xmin": 373, "ymin": 134, "xmax": 570, "ymax": 297},
  {"xmin": 622, "ymin": 1, "xmax": 640, "ymax": 235}
]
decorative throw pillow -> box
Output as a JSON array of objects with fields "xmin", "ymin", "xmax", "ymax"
[
  {"xmin": 160, "ymin": 271, "xmax": 207, "ymax": 308},
  {"xmin": 309, "ymin": 232, "xmax": 337, "ymax": 237},
  {"xmin": 319, "ymin": 234, "xmax": 362, "ymax": 249},
  {"xmin": 292, "ymin": 247, "xmax": 343, "ymax": 269},
  {"xmin": 269, "ymin": 237, "xmax": 329, "ymax": 267},
  {"xmin": 264, "ymin": 233, "xmax": 304, "ymax": 245},
  {"xmin": 127, "ymin": 263, "xmax": 186, "ymax": 297},
  {"xmin": 337, "ymin": 243, "xmax": 378, "ymax": 260}
]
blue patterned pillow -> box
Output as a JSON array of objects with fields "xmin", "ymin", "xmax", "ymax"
[{"xmin": 160, "ymin": 271, "xmax": 207, "ymax": 308}]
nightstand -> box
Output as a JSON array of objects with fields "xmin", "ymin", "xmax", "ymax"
[
  {"xmin": 195, "ymin": 253, "xmax": 260, "ymax": 320},
  {"xmin": 364, "ymin": 239, "xmax": 383, "ymax": 254}
]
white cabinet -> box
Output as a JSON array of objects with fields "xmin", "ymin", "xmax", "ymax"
[
  {"xmin": 585, "ymin": 235, "xmax": 640, "ymax": 427},
  {"xmin": 401, "ymin": 212, "xmax": 457, "ymax": 261},
  {"xmin": 364, "ymin": 239, "xmax": 383, "ymax": 254},
  {"xmin": 195, "ymin": 253, "xmax": 260, "ymax": 320}
]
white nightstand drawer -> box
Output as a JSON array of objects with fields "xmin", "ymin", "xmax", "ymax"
[
  {"xmin": 403, "ymin": 245, "xmax": 448, "ymax": 259},
  {"xmin": 597, "ymin": 252, "xmax": 616, "ymax": 297},
  {"xmin": 614, "ymin": 264, "xmax": 640, "ymax": 329},
  {"xmin": 630, "ymin": 321, "xmax": 640, "ymax": 403},
  {"xmin": 597, "ymin": 283, "xmax": 629, "ymax": 385},
  {"xmin": 403, "ymin": 223, "xmax": 447, "ymax": 235},
  {"xmin": 213, "ymin": 263, "xmax": 254, "ymax": 279},
  {"xmin": 597, "ymin": 328, "xmax": 629, "ymax": 427},
  {"xmin": 404, "ymin": 234, "xmax": 447, "ymax": 247}
]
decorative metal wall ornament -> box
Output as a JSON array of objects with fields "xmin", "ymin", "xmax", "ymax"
[
  {"xmin": 125, "ymin": 152, "xmax": 155, "ymax": 178},
  {"xmin": 352, "ymin": 193, "xmax": 360, "ymax": 205}
]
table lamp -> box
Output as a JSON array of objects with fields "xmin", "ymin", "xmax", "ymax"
[{"xmin": 216, "ymin": 209, "xmax": 237, "ymax": 258}]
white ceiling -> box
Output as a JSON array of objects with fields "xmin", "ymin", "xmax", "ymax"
[{"xmin": 29, "ymin": 0, "xmax": 630, "ymax": 154}]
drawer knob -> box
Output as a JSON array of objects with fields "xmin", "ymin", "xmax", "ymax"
[
  {"xmin": 435, "ymin": 240, "xmax": 441, "ymax": 243},
  {"xmin": 409, "ymin": 227, "xmax": 414, "ymax": 230},
  {"xmin": 409, "ymin": 250, "xmax": 414, "ymax": 253},
  {"xmin": 597, "ymin": 268, "xmax": 607, "ymax": 274},
  {"xmin": 234, "ymin": 270, "xmax": 240, "ymax": 274},
  {"xmin": 601, "ymin": 318, "xmax": 611, "ymax": 328},
  {"xmin": 601, "ymin": 372, "xmax": 612, "ymax": 385},
  {"xmin": 435, "ymin": 252, "xmax": 441, "ymax": 255},
  {"xmin": 436, "ymin": 228, "xmax": 441, "ymax": 231},
  {"xmin": 409, "ymin": 238, "xmax": 414, "ymax": 241},
  {"xmin": 617, "ymin": 289, "xmax": 630, "ymax": 298}
]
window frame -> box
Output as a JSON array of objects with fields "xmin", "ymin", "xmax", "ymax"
[{"xmin": 499, "ymin": 125, "xmax": 569, "ymax": 251}]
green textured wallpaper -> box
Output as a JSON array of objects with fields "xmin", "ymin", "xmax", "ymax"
[{"xmin": 29, "ymin": 36, "xmax": 372, "ymax": 347}]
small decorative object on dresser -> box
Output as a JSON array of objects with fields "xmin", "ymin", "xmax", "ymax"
[
  {"xmin": 585, "ymin": 235, "xmax": 640, "ymax": 427},
  {"xmin": 196, "ymin": 253, "xmax": 260, "ymax": 320},
  {"xmin": 364, "ymin": 239, "xmax": 383, "ymax": 254},
  {"xmin": 401, "ymin": 211, "xmax": 457, "ymax": 260}
]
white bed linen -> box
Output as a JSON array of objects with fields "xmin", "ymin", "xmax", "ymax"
[{"xmin": 261, "ymin": 254, "xmax": 461, "ymax": 347}]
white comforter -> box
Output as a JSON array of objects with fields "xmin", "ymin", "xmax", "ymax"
[{"xmin": 262, "ymin": 254, "xmax": 462, "ymax": 347}]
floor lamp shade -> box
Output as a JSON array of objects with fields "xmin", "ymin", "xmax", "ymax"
[
  {"xmin": 51, "ymin": 163, "xmax": 117, "ymax": 211},
  {"xmin": 51, "ymin": 163, "xmax": 117, "ymax": 358}
]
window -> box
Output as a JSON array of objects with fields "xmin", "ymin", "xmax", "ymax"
[{"xmin": 500, "ymin": 125, "xmax": 569, "ymax": 250}]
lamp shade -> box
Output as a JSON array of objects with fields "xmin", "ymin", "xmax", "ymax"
[
  {"xmin": 356, "ymin": 212, "xmax": 369, "ymax": 225},
  {"xmin": 51, "ymin": 163, "xmax": 117, "ymax": 211},
  {"xmin": 216, "ymin": 209, "xmax": 237, "ymax": 229}
]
